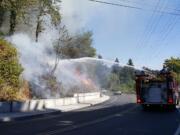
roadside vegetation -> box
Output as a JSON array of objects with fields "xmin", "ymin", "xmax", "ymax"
[
  {"xmin": 0, "ymin": 0, "xmax": 97, "ymax": 100},
  {"xmin": 0, "ymin": 0, "xmax": 179, "ymax": 100},
  {"xmin": 107, "ymin": 59, "xmax": 135, "ymax": 94},
  {"xmin": 164, "ymin": 57, "xmax": 180, "ymax": 83},
  {"xmin": 0, "ymin": 38, "xmax": 24, "ymax": 101}
]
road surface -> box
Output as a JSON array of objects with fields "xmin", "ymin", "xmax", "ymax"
[{"xmin": 0, "ymin": 94, "xmax": 180, "ymax": 135}]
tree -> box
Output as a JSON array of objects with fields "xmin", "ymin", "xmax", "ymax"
[
  {"xmin": 0, "ymin": 5, "xmax": 5, "ymax": 28},
  {"xmin": 0, "ymin": 38, "xmax": 23, "ymax": 101},
  {"xmin": 164, "ymin": 57, "xmax": 180, "ymax": 82},
  {"xmin": 0, "ymin": 0, "xmax": 37, "ymax": 35},
  {"xmin": 0, "ymin": 0, "xmax": 61, "ymax": 37},
  {"xmin": 52, "ymin": 25, "xmax": 71, "ymax": 74},
  {"xmin": 98, "ymin": 54, "xmax": 102, "ymax": 59},
  {"xmin": 107, "ymin": 64, "xmax": 135, "ymax": 93},
  {"xmin": 115, "ymin": 58, "xmax": 119, "ymax": 63},
  {"xmin": 36, "ymin": 25, "xmax": 71, "ymax": 98},
  {"xmin": 127, "ymin": 58, "xmax": 134, "ymax": 66},
  {"xmin": 164, "ymin": 57, "xmax": 180, "ymax": 73},
  {"xmin": 119, "ymin": 66, "xmax": 135, "ymax": 84},
  {"xmin": 108, "ymin": 73, "xmax": 120, "ymax": 91},
  {"xmin": 60, "ymin": 31, "xmax": 96, "ymax": 58},
  {"xmin": 35, "ymin": 0, "xmax": 61, "ymax": 42}
]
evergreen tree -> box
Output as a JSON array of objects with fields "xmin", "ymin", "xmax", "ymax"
[
  {"xmin": 115, "ymin": 58, "xmax": 119, "ymax": 63},
  {"xmin": 127, "ymin": 58, "xmax": 134, "ymax": 66},
  {"xmin": 98, "ymin": 54, "xmax": 102, "ymax": 59}
]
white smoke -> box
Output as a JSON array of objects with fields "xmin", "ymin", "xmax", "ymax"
[
  {"xmin": 8, "ymin": 32, "xmax": 55, "ymax": 97},
  {"xmin": 61, "ymin": 0, "xmax": 101, "ymax": 33},
  {"xmin": 5, "ymin": 0, "xmax": 104, "ymax": 98},
  {"xmin": 8, "ymin": 33, "xmax": 111, "ymax": 98},
  {"xmin": 8, "ymin": 32, "xmax": 137, "ymax": 98},
  {"xmin": 5, "ymin": 1, "xmax": 138, "ymax": 99}
]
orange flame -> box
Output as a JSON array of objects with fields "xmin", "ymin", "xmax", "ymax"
[{"xmin": 74, "ymin": 68, "xmax": 96, "ymax": 90}]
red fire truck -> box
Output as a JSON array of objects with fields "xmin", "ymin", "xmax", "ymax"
[{"xmin": 135, "ymin": 70, "xmax": 179, "ymax": 110}]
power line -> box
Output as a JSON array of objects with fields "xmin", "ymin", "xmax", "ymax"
[
  {"xmin": 116, "ymin": 0, "xmax": 160, "ymax": 10},
  {"xmin": 89, "ymin": 0, "xmax": 180, "ymax": 16},
  {"xmin": 139, "ymin": 0, "xmax": 167, "ymax": 50},
  {"xmin": 149, "ymin": 16, "xmax": 179, "ymax": 61},
  {"xmin": 143, "ymin": 15, "xmax": 179, "ymax": 66},
  {"xmin": 116, "ymin": 0, "xmax": 180, "ymax": 13},
  {"xmin": 89, "ymin": 0, "xmax": 142, "ymax": 9},
  {"xmin": 88, "ymin": 0, "xmax": 180, "ymax": 68},
  {"xmin": 136, "ymin": 0, "xmax": 161, "ymax": 53},
  {"xmin": 145, "ymin": 3, "xmax": 180, "ymax": 63},
  {"xmin": 135, "ymin": 0, "xmax": 162, "ymax": 64},
  {"xmin": 116, "ymin": 0, "xmax": 148, "ymax": 6}
]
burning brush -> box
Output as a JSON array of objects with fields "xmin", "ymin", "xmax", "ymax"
[{"xmin": 74, "ymin": 67, "xmax": 98, "ymax": 92}]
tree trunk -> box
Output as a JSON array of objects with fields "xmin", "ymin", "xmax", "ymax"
[
  {"xmin": 9, "ymin": 10, "xmax": 17, "ymax": 35},
  {"xmin": 0, "ymin": 8, "xmax": 5, "ymax": 28},
  {"xmin": 35, "ymin": 12, "xmax": 43, "ymax": 42},
  {"xmin": 51, "ymin": 56, "xmax": 59, "ymax": 75},
  {"xmin": 35, "ymin": 8, "xmax": 43, "ymax": 42}
]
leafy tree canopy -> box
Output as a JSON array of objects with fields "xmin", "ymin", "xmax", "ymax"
[
  {"xmin": 60, "ymin": 31, "xmax": 96, "ymax": 58},
  {"xmin": 164, "ymin": 57, "xmax": 180, "ymax": 82},
  {"xmin": 164, "ymin": 57, "xmax": 180, "ymax": 73}
]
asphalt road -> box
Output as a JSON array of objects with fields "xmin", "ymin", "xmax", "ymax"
[{"xmin": 0, "ymin": 94, "xmax": 180, "ymax": 135}]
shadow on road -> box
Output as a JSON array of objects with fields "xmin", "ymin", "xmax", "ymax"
[
  {"xmin": 56, "ymin": 103, "xmax": 180, "ymax": 135},
  {"xmin": 0, "ymin": 100, "xmax": 180, "ymax": 135},
  {"xmin": 140, "ymin": 105, "xmax": 179, "ymax": 113}
]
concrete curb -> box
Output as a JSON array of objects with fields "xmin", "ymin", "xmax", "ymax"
[
  {"xmin": 0, "ymin": 95, "xmax": 110, "ymax": 122},
  {"xmin": 0, "ymin": 92, "xmax": 102, "ymax": 113}
]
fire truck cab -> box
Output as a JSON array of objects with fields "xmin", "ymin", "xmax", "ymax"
[{"xmin": 135, "ymin": 70, "xmax": 179, "ymax": 110}]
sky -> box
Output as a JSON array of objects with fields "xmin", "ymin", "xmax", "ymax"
[{"xmin": 61, "ymin": 0, "xmax": 180, "ymax": 69}]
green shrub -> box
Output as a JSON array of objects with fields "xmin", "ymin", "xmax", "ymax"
[
  {"xmin": 0, "ymin": 38, "xmax": 23, "ymax": 101},
  {"xmin": 107, "ymin": 66, "xmax": 136, "ymax": 94}
]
